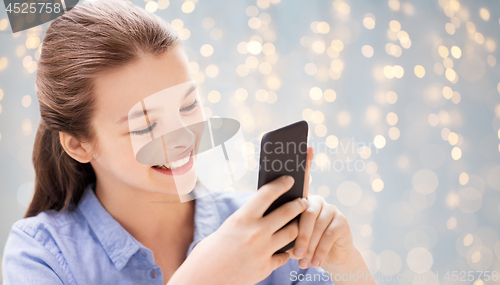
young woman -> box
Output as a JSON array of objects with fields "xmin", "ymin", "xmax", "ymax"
[{"xmin": 2, "ymin": 1, "xmax": 375, "ymax": 284}]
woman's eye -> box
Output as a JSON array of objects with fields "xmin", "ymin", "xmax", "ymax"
[
  {"xmin": 180, "ymin": 99, "xmax": 198, "ymax": 112},
  {"xmin": 130, "ymin": 122, "xmax": 157, "ymax": 135}
]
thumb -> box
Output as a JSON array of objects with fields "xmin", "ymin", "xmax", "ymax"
[{"xmin": 270, "ymin": 251, "xmax": 290, "ymax": 271}]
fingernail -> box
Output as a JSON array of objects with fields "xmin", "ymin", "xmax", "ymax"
[
  {"xmin": 294, "ymin": 248, "xmax": 305, "ymax": 258},
  {"xmin": 299, "ymin": 259, "xmax": 309, "ymax": 268},
  {"xmin": 301, "ymin": 198, "xmax": 309, "ymax": 207},
  {"xmin": 285, "ymin": 175, "xmax": 294, "ymax": 183},
  {"xmin": 312, "ymin": 257, "xmax": 321, "ymax": 267}
]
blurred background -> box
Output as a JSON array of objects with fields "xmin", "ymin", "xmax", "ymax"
[{"xmin": 1, "ymin": 0, "xmax": 499, "ymax": 284}]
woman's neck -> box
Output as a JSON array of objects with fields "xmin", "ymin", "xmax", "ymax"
[{"xmin": 93, "ymin": 178, "xmax": 196, "ymax": 252}]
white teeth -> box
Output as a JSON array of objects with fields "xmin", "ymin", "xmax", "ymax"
[{"xmin": 156, "ymin": 152, "xmax": 191, "ymax": 170}]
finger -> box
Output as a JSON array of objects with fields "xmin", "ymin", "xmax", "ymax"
[
  {"xmin": 303, "ymin": 147, "xmax": 314, "ymax": 197},
  {"xmin": 311, "ymin": 210, "xmax": 350, "ymax": 268},
  {"xmin": 242, "ymin": 175, "xmax": 295, "ymax": 217},
  {"xmin": 263, "ymin": 197, "xmax": 308, "ymax": 232},
  {"xmin": 271, "ymin": 219, "xmax": 299, "ymax": 252},
  {"xmin": 292, "ymin": 195, "xmax": 323, "ymax": 259},
  {"xmin": 270, "ymin": 251, "xmax": 290, "ymax": 271},
  {"xmin": 298, "ymin": 201, "xmax": 336, "ymax": 269}
]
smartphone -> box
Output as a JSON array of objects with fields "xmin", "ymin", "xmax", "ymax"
[{"xmin": 257, "ymin": 120, "xmax": 308, "ymax": 254}]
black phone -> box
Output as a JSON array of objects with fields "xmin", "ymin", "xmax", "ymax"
[{"xmin": 257, "ymin": 120, "xmax": 308, "ymax": 254}]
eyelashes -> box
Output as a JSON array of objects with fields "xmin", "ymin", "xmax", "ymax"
[
  {"xmin": 130, "ymin": 122, "xmax": 157, "ymax": 136},
  {"xmin": 130, "ymin": 99, "xmax": 199, "ymax": 136},
  {"xmin": 180, "ymin": 99, "xmax": 199, "ymax": 112}
]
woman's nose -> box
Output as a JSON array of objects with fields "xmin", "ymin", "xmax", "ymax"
[{"xmin": 161, "ymin": 121, "xmax": 195, "ymax": 157}]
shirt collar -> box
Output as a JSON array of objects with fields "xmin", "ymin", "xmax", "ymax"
[{"xmin": 77, "ymin": 182, "xmax": 222, "ymax": 270}]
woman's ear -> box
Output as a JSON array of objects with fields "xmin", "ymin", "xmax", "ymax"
[{"xmin": 59, "ymin": 131, "xmax": 94, "ymax": 163}]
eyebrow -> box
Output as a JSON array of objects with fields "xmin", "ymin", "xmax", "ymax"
[{"xmin": 117, "ymin": 83, "xmax": 197, "ymax": 124}]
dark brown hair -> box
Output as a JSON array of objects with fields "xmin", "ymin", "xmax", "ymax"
[{"xmin": 26, "ymin": 0, "xmax": 179, "ymax": 218}]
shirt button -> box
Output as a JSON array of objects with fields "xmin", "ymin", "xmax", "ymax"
[{"xmin": 152, "ymin": 269, "xmax": 156, "ymax": 278}]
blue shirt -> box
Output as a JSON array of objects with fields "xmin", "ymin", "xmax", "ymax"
[{"xmin": 2, "ymin": 183, "xmax": 335, "ymax": 284}]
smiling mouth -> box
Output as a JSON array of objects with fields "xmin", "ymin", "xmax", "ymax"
[{"xmin": 151, "ymin": 149, "xmax": 193, "ymax": 170}]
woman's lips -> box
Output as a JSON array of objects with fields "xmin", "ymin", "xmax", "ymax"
[{"xmin": 151, "ymin": 149, "xmax": 194, "ymax": 176}]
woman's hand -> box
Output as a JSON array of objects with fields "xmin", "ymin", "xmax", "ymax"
[
  {"xmin": 168, "ymin": 175, "xmax": 309, "ymax": 285},
  {"xmin": 289, "ymin": 147, "xmax": 377, "ymax": 285}
]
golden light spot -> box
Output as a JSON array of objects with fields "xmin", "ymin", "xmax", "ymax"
[
  {"xmin": 451, "ymin": 147, "xmax": 462, "ymax": 160},
  {"xmin": 237, "ymin": 42, "xmax": 248, "ymax": 55},
  {"xmin": 388, "ymin": 127, "xmax": 400, "ymax": 140},
  {"xmin": 442, "ymin": 86, "xmax": 453, "ymax": 99},
  {"xmin": 358, "ymin": 146, "xmax": 371, "ymax": 159},
  {"xmin": 389, "ymin": 20, "xmax": 401, "ymax": 32},
  {"xmin": 158, "ymin": 0, "xmax": 170, "ymax": 10},
  {"xmin": 372, "ymin": 179, "xmax": 384, "ymax": 192},
  {"xmin": 479, "ymin": 8, "xmax": 490, "ymax": 21},
  {"xmin": 309, "ymin": 87, "xmax": 322, "ymax": 100},
  {"xmin": 200, "ymin": 44, "xmax": 214, "ymax": 57},
  {"xmin": 445, "ymin": 69, "xmax": 457, "ymax": 82},
  {"xmin": 464, "ymin": 233, "xmax": 474, "ymax": 246},
  {"xmin": 312, "ymin": 41, "xmax": 326, "ymax": 54},
  {"xmin": 145, "ymin": 1, "xmax": 158, "ymax": 13},
  {"xmin": 337, "ymin": 111, "xmax": 351, "ymax": 127},
  {"xmin": 471, "ymin": 251, "xmax": 481, "ymax": 263},
  {"xmin": 316, "ymin": 21, "xmax": 330, "ymax": 34},
  {"xmin": 393, "ymin": 65, "xmax": 404, "ymax": 78},
  {"xmin": 207, "ymin": 90, "xmax": 221, "ymax": 103},
  {"xmin": 384, "ymin": 66, "xmax": 394, "ymax": 79},
  {"xmin": 189, "ymin": 62, "xmax": 199, "ymax": 75},
  {"xmin": 315, "ymin": 124, "xmax": 327, "ymax": 137},
  {"xmin": 450, "ymin": 46, "xmax": 461, "ymax": 58},
  {"xmin": 22, "ymin": 95, "xmax": 31, "ymax": 108},
  {"xmin": 326, "ymin": 135, "xmax": 339, "ymax": 148},
  {"xmin": 255, "ymin": 89, "xmax": 269, "ymax": 102},
  {"xmin": 445, "ymin": 23, "xmax": 456, "ymax": 35},
  {"xmin": 248, "ymin": 17, "xmax": 261, "ymax": 29},
  {"xmin": 16, "ymin": 45, "xmax": 26, "ymax": 57},
  {"xmin": 443, "ymin": 58, "xmax": 453, "ymax": 69},
  {"xmin": 428, "ymin": 113, "xmax": 439, "ymax": 126},
  {"xmin": 363, "ymin": 14, "xmax": 376, "ymax": 29},
  {"xmin": 485, "ymin": 38, "xmax": 496, "ymax": 53},
  {"xmin": 205, "ymin": 64, "xmax": 219, "ymax": 78},
  {"xmin": 304, "ymin": 63, "xmax": 317, "ymax": 75},
  {"xmin": 235, "ymin": 88, "xmax": 248, "ymax": 101},
  {"xmin": 448, "ymin": 132, "xmax": 459, "ymax": 145},
  {"xmin": 245, "ymin": 56, "xmax": 259, "ymax": 69},
  {"xmin": 181, "ymin": 1, "xmax": 195, "ymax": 13},
  {"xmin": 22, "ymin": 119, "xmax": 32, "ymax": 135},
  {"xmin": 438, "ymin": 46, "xmax": 449, "ymax": 58},
  {"xmin": 27, "ymin": 61, "xmax": 37, "ymax": 73},
  {"xmin": 362, "ymin": 45, "xmax": 374, "ymax": 58},
  {"xmin": 386, "ymin": 91, "xmax": 398, "ymax": 104},
  {"xmin": 386, "ymin": 112, "xmax": 398, "ymax": 125},
  {"xmin": 324, "ymin": 89, "xmax": 336, "ymax": 102},
  {"xmin": 302, "ymin": 108, "xmax": 313, "ymax": 121},
  {"xmin": 336, "ymin": 2, "xmax": 350, "ymax": 15},
  {"xmin": 247, "ymin": 41, "xmax": 263, "ymax": 55},
  {"xmin": 0, "ymin": 89, "xmax": 3, "ymax": 101},
  {"xmin": 360, "ymin": 225, "xmax": 373, "ymax": 237},
  {"xmin": 374, "ymin": 135, "xmax": 386, "ymax": 149},
  {"xmin": 0, "ymin": 18, "xmax": 9, "ymax": 31},
  {"xmin": 475, "ymin": 32, "xmax": 485, "ymax": 44},
  {"xmin": 258, "ymin": 62, "xmax": 272, "ymax": 75},
  {"xmin": 441, "ymin": 127, "xmax": 451, "ymax": 141},
  {"xmin": 459, "ymin": 172, "xmax": 469, "ymax": 185},
  {"xmin": 447, "ymin": 217, "xmax": 457, "ymax": 229},
  {"xmin": 331, "ymin": 39, "xmax": 344, "ymax": 52},
  {"xmin": 236, "ymin": 64, "xmax": 249, "ymax": 77},
  {"xmin": 266, "ymin": 75, "xmax": 281, "ymax": 90},
  {"xmin": 262, "ymin": 43, "xmax": 275, "ymax": 55},
  {"xmin": 388, "ymin": 0, "xmax": 400, "ymax": 11},
  {"xmin": 202, "ymin": 17, "xmax": 215, "ymax": 29},
  {"xmin": 312, "ymin": 111, "xmax": 324, "ymax": 124},
  {"xmin": 414, "ymin": 65, "xmax": 425, "ymax": 78}
]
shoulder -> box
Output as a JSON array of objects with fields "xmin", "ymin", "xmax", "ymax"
[{"xmin": 2, "ymin": 209, "xmax": 87, "ymax": 284}]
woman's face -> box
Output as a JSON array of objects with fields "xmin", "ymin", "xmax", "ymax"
[{"xmin": 90, "ymin": 43, "xmax": 204, "ymax": 197}]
